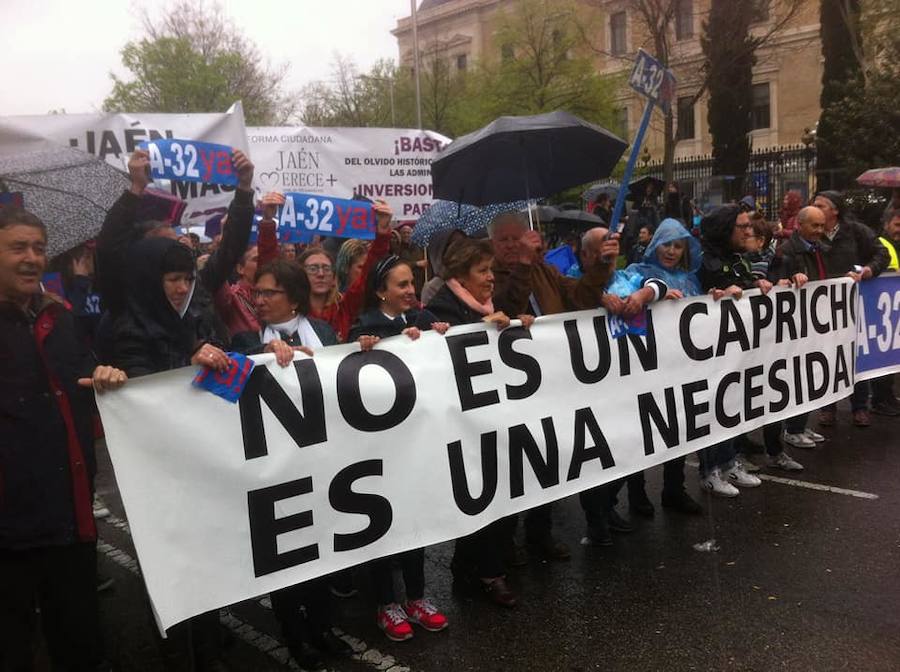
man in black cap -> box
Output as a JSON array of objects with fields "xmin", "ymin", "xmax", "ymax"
[{"xmin": 812, "ymin": 190, "xmax": 890, "ymax": 427}]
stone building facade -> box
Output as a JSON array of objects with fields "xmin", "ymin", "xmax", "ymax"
[{"xmin": 393, "ymin": 0, "xmax": 823, "ymax": 159}]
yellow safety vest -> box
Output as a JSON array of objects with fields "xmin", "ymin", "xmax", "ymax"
[{"xmin": 879, "ymin": 236, "xmax": 899, "ymax": 271}]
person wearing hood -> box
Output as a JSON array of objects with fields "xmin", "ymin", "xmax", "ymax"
[
  {"xmin": 111, "ymin": 237, "xmax": 229, "ymax": 377},
  {"xmin": 1, "ymin": 206, "xmax": 126, "ymax": 672},
  {"xmin": 96, "ymin": 148, "xmax": 256, "ymax": 358},
  {"xmin": 581, "ymin": 220, "xmax": 704, "ymax": 546},
  {"xmin": 812, "ymin": 190, "xmax": 890, "ymax": 427},
  {"xmin": 109, "ymin": 235, "xmax": 234, "ymax": 670},
  {"xmin": 696, "ymin": 205, "xmax": 768, "ymax": 497}
]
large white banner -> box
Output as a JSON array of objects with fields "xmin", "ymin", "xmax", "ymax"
[
  {"xmin": 247, "ymin": 126, "xmax": 450, "ymax": 221},
  {"xmin": 0, "ymin": 106, "xmax": 249, "ymax": 224},
  {"xmin": 97, "ymin": 280, "xmax": 858, "ymax": 631}
]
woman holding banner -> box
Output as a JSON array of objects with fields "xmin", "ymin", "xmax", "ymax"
[
  {"xmin": 110, "ymin": 234, "xmax": 237, "ymax": 669},
  {"xmin": 231, "ymin": 259, "xmax": 351, "ymax": 669},
  {"xmin": 600, "ymin": 218, "xmax": 706, "ymax": 516},
  {"xmin": 349, "ymin": 255, "xmax": 451, "ymax": 641},
  {"xmin": 426, "ymin": 237, "xmax": 534, "ymax": 607}
]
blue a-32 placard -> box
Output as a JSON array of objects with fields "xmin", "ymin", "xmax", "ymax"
[
  {"xmin": 277, "ymin": 193, "xmax": 375, "ymax": 241},
  {"xmin": 628, "ymin": 49, "xmax": 677, "ymax": 114},
  {"xmin": 856, "ymin": 273, "xmax": 900, "ymax": 380},
  {"xmin": 140, "ymin": 139, "xmax": 238, "ymax": 186}
]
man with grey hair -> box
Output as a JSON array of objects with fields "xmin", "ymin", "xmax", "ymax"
[
  {"xmin": 490, "ymin": 213, "xmax": 618, "ymax": 563},
  {"xmin": 1, "ymin": 205, "xmax": 127, "ymax": 671},
  {"xmin": 492, "ymin": 212, "xmax": 617, "ymax": 317}
]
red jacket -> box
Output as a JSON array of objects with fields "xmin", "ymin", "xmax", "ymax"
[
  {"xmin": 215, "ymin": 219, "xmax": 279, "ymax": 336},
  {"xmin": 310, "ymin": 231, "xmax": 391, "ymax": 342}
]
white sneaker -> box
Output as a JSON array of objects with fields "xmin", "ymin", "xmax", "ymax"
[
  {"xmin": 736, "ymin": 455, "xmax": 761, "ymax": 473},
  {"xmin": 782, "ymin": 431, "xmax": 816, "ymax": 449},
  {"xmin": 802, "ymin": 428, "xmax": 825, "ymax": 443},
  {"xmin": 769, "ymin": 451, "xmax": 804, "ymax": 472},
  {"xmin": 702, "ymin": 468, "xmax": 740, "ymax": 497},
  {"xmin": 724, "ymin": 463, "xmax": 762, "ymax": 488},
  {"xmin": 93, "ymin": 495, "xmax": 110, "ymax": 519}
]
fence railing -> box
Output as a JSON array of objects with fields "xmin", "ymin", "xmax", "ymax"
[{"xmin": 643, "ymin": 145, "xmax": 817, "ymax": 222}]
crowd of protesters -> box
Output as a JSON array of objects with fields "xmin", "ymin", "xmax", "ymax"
[{"xmin": 2, "ymin": 145, "xmax": 898, "ymax": 672}]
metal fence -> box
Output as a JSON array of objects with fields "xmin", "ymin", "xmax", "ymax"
[{"xmin": 643, "ymin": 144, "xmax": 817, "ymax": 222}]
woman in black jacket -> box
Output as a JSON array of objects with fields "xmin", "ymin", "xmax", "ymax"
[
  {"xmin": 425, "ymin": 238, "xmax": 533, "ymax": 609},
  {"xmin": 111, "ymin": 236, "xmax": 230, "ymax": 378},
  {"xmin": 347, "ymin": 255, "xmax": 451, "ymax": 641},
  {"xmin": 230, "ymin": 259, "xmax": 349, "ymax": 670},
  {"xmin": 109, "ymin": 235, "xmax": 232, "ymax": 671},
  {"xmin": 348, "ymin": 255, "xmax": 448, "ymax": 344}
]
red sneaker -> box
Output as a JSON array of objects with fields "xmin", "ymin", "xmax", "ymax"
[
  {"xmin": 377, "ymin": 604, "xmax": 413, "ymax": 641},
  {"xmin": 404, "ymin": 597, "xmax": 449, "ymax": 632}
]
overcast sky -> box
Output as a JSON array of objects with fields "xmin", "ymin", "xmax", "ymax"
[{"xmin": 3, "ymin": 0, "xmax": 411, "ymax": 116}]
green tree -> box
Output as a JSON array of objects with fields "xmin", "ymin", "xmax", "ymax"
[
  {"xmin": 103, "ymin": 1, "xmax": 296, "ymax": 125},
  {"xmin": 817, "ymin": 1, "xmax": 900, "ymax": 183},
  {"xmin": 701, "ymin": 0, "xmax": 756, "ymax": 201},
  {"xmin": 815, "ymin": 0, "xmax": 864, "ymax": 187},
  {"xmin": 476, "ymin": 0, "xmax": 616, "ymax": 128}
]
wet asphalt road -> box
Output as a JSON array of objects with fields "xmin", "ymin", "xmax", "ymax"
[{"xmin": 85, "ymin": 397, "xmax": 899, "ymax": 672}]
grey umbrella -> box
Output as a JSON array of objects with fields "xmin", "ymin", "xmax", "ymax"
[{"xmin": 0, "ymin": 147, "xmax": 129, "ymax": 257}]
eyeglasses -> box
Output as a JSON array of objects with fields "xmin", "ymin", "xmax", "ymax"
[
  {"xmin": 252, "ymin": 288, "xmax": 286, "ymax": 300},
  {"xmin": 304, "ymin": 264, "xmax": 334, "ymax": 276},
  {"xmin": 734, "ymin": 223, "xmax": 753, "ymax": 230}
]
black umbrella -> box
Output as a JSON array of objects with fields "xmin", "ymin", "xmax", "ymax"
[
  {"xmin": 627, "ymin": 175, "xmax": 666, "ymax": 202},
  {"xmin": 583, "ymin": 181, "xmax": 620, "ymax": 201},
  {"xmin": 431, "ymin": 111, "xmax": 627, "ymax": 206},
  {"xmin": 0, "ymin": 147, "xmax": 129, "ymax": 256},
  {"xmin": 552, "ymin": 209, "xmax": 607, "ymax": 229},
  {"xmin": 526, "ymin": 205, "xmax": 561, "ymax": 226}
]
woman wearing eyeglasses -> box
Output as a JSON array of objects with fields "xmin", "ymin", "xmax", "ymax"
[
  {"xmin": 231, "ymin": 258, "xmax": 338, "ymax": 360},
  {"xmin": 230, "ymin": 258, "xmax": 350, "ymax": 669},
  {"xmin": 296, "ymin": 199, "xmax": 394, "ymax": 342}
]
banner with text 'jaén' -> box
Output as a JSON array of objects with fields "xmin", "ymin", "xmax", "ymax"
[
  {"xmin": 247, "ymin": 126, "xmax": 450, "ymax": 222},
  {"xmin": 0, "ymin": 107, "xmax": 249, "ymax": 224}
]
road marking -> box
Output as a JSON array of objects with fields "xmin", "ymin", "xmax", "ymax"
[
  {"xmin": 684, "ymin": 460, "xmax": 878, "ymax": 499},
  {"xmin": 756, "ymin": 473, "xmax": 879, "ymax": 499},
  {"xmin": 97, "ymin": 518, "xmax": 413, "ymax": 672}
]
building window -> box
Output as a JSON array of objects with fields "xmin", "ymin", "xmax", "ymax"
[
  {"xmin": 456, "ymin": 54, "xmax": 467, "ymax": 71},
  {"xmin": 675, "ymin": 0, "xmax": 693, "ymax": 40},
  {"xmin": 610, "ymin": 12, "xmax": 627, "ymax": 56},
  {"xmin": 750, "ymin": 0, "xmax": 769, "ymax": 23},
  {"xmin": 676, "ymin": 96, "xmax": 695, "ymax": 140},
  {"xmin": 501, "ymin": 43, "xmax": 514, "ymax": 62},
  {"xmin": 751, "ymin": 82, "xmax": 771, "ymax": 130},
  {"xmin": 615, "ymin": 106, "xmax": 629, "ymax": 138}
]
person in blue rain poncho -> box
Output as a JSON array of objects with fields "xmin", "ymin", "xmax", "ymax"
[
  {"xmin": 604, "ymin": 217, "xmax": 702, "ymax": 307},
  {"xmin": 581, "ymin": 219, "xmax": 704, "ymax": 547}
]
